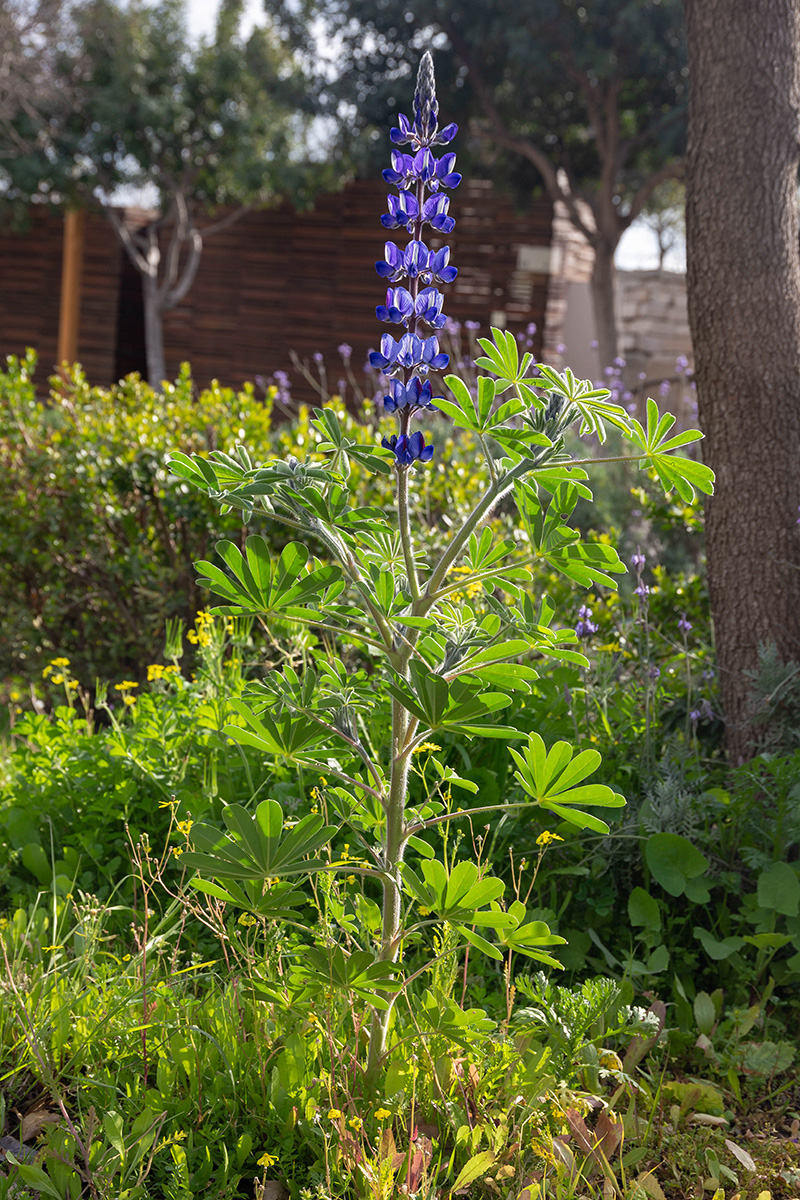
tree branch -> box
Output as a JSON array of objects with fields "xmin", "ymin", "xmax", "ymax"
[{"xmin": 623, "ymin": 159, "xmax": 686, "ymax": 229}]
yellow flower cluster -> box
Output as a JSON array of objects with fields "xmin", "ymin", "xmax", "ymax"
[
  {"xmin": 448, "ymin": 563, "xmax": 483, "ymax": 602},
  {"xmin": 257, "ymin": 1151, "xmax": 278, "ymax": 1169},
  {"xmin": 413, "ymin": 742, "xmax": 442, "ymax": 755},
  {"xmin": 114, "ymin": 680, "xmax": 138, "ymax": 706},
  {"xmin": 536, "ymin": 830, "xmax": 564, "ymax": 847},
  {"xmin": 147, "ymin": 663, "xmax": 181, "ymax": 682},
  {"xmin": 187, "ymin": 610, "xmax": 214, "ymax": 647},
  {"xmin": 41, "ymin": 657, "xmax": 79, "ymax": 689}
]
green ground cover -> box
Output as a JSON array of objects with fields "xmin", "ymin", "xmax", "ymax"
[{"xmin": 1, "ymin": 359, "xmax": 798, "ymax": 1199}]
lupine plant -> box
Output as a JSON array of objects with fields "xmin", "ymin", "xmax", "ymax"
[{"xmin": 168, "ymin": 53, "xmax": 714, "ymax": 1088}]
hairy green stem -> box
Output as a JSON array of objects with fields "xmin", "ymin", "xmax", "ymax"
[{"xmin": 398, "ymin": 466, "xmax": 421, "ymax": 601}]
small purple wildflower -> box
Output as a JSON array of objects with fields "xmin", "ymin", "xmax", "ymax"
[
  {"xmin": 556, "ymin": 342, "xmax": 566, "ymax": 355},
  {"xmin": 630, "ymin": 551, "xmax": 646, "ymax": 571},
  {"xmin": 574, "ymin": 604, "xmax": 598, "ymax": 639},
  {"xmin": 690, "ymin": 699, "xmax": 714, "ymax": 723},
  {"xmin": 464, "ymin": 319, "xmax": 480, "ymax": 331},
  {"xmin": 678, "ymin": 614, "xmax": 692, "ymax": 635},
  {"xmin": 337, "ymin": 343, "xmax": 352, "ymax": 360},
  {"xmin": 675, "ymin": 354, "xmax": 689, "ymax": 373},
  {"xmin": 613, "ymin": 356, "xmax": 626, "ymax": 368},
  {"xmin": 634, "ymin": 583, "xmax": 650, "ymax": 597},
  {"xmin": 659, "ymin": 379, "xmax": 671, "ymax": 397},
  {"xmin": 638, "ymin": 371, "xmax": 647, "ymax": 381},
  {"xmin": 590, "ymin": 339, "xmax": 599, "ymax": 350},
  {"xmin": 313, "ymin": 352, "xmax": 324, "ymax": 365},
  {"xmin": 648, "ymin": 665, "xmax": 661, "ymax": 681},
  {"xmin": 526, "ymin": 322, "xmax": 537, "ymax": 336}
]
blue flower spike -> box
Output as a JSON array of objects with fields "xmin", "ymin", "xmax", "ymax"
[{"xmin": 373, "ymin": 51, "xmax": 459, "ymax": 469}]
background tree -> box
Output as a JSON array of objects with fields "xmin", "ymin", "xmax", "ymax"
[
  {"xmin": 684, "ymin": 0, "xmax": 800, "ymax": 761},
  {"xmin": 296, "ymin": 0, "xmax": 688, "ymax": 366},
  {"xmin": 2, "ymin": 0, "xmax": 331, "ymax": 385}
]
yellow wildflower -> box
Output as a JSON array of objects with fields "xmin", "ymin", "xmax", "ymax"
[
  {"xmin": 114, "ymin": 680, "xmax": 139, "ymax": 691},
  {"xmin": 67, "ymin": 680, "xmax": 79, "ymax": 690},
  {"xmin": 374, "ymin": 1108, "xmax": 392, "ymax": 1121},
  {"xmin": 347, "ymin": 1116, "xmax": 363, "ymax": 1131},
  {"xmin": 163, "ymin": 664, "xmax": 180, "ymax": 674},
  {"xmin": 123, "ymin": 695, "xmax": 137, "ymax": 707},
  {"xmin": 147, "ymin": 664, "xmax": 165, "ymax": 682},
  {"xmin": 9, "ymin": 690, "xmax": 20, "ymax": 701},
  {"xmin": 42, "ymin": 665, "xmax": 52, "ymax": 678},
  {"xmin": 536, "ymin": 830, "xmax": 564, "ymax": 847},
  {"xmin": 257, "ymin": 1151, "xmax": 278, "ymax": 1169},
  {"xmin": 177, "ymin": 818, "xmax": 193, "ymax": 837},
  {"xmin": 413, "ymin": 742, "xmax": 442, "ymax": 754},
  {"xmin": 327, "ymin": 1109, "xmax": 342, "ymax": 1121},
  {"xmin": 186, "ymin": 630, "xmax": 200, "ymax": 644},
  {"xmin": 50, "ymin": 674, "xmax": 64, "ymax": 685},
  {"xmin": 238, "ymin": 913, "xmax": 257, "ymax": 927},
  {"xmin": 51, "ymin": 657, "xmax": 70, "ymax": 667}
]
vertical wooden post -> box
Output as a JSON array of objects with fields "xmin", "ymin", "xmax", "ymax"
[{"xmin": 57, "ymin": 209, "xmax": 85, "ymax": 370}]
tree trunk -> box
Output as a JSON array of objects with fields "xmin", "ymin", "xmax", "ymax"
[
  {"xmin": 684, "ymin": 0, "xmax": 800, "ymax": 762},
  {"xmin": 142, "ymin": 273, "xmax": 167, "ymax": 389},
  {"xmin": 590, "ymin": 239, "xmax": 619, "ymax": 368}
]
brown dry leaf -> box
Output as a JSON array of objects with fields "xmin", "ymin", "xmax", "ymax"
[
  {"xmin": 564, "ymin": 1108, "xmax": 594, "ymax": 1154},
  {"xmin": 594, "ymin": 1112, "xmax": 622, "ymax": 1160},
  {"xmin": 20, "ymin": 1106, "xmax": 60, "ymax": 1142}
]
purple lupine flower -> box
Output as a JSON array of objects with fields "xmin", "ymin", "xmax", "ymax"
[
  {"xmin": 574, "ymin": 604, "xmax": 598, "ymax": 639},
  {"xmin": 382, "ymin": 431, "xmax": 435, "ymax": 465},
  {"xmin": 556, "ymin": 342, "xmax": 566, "ymax": 354},
  {"xmin": 376, "ymin": 53, "xmax": 459, "ymax": 470},
  {"xmin": 648, "ymin": 665, "xmax": 661, "ymax": 681},
  {"xmin": 313, "ymin": 352, "xmax": 324, "ymax": 365},
  {"xmin": 464, "ymin": 319, "xmax": 480, "ymax": 331},
  {"xmin": 659, "ymin": 379, "xmax": 671, "ymax": 397},
  {"xmin": 614, "ymin": 356, "xmax": 626, "ymax": 368},
  {"xmin": 590, "ymin": 339, "xmax": 599, "ymax": 350},
  {"xmin": 376, "ymin": 287, "xmax": 415, "ymax": 323},
  {"xmin": 338, "ymin": 343, "xmax": 352, "ymax": 360},
  {"xmin": 526, "ymin": 322, "xmax": 537, "ymax": 336},
  {"xmin": 690, "ymin": 699, "xmax": 714, "ymax": 723},
  {"xmin": 675, "ymin": 354, "xmax": 689, "ymax": 373},
  {"xmin": 678, "ymin": 614, "xmax": 693, "ymax": 634},
  {"xmin": 383, "ymin": 377, "xmax": 439, "ymax": 413},
  {"xmin": 630, "ymin": 551, "xmax": 646, "ymax": 571},
  {"xmin": 634, "ymin": 584, "xmax": 650, "ymax": 597},
  {"xmin": 415, "ymin": 287, "xmax": 447, "ymax": 328},
  {"xmin": 369, "ymin": 332, "xmax": 449, "ymax": 375}
]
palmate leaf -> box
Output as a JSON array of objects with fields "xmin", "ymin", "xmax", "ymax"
[
  {"xmin": 515, "ymin": 480, "xmax": 625, "ymax": 589},
  {"xmin": 437, "ymin": 374, "xmax": 552, "ymax": 455},
  {"xmin": 510, "ymin": 732, "xmax": 625, "ymax": 834},
  {"xmin": 403, "ymin": 859, "xmax": 510, "ymax": 945},
  {"xmin": 532, "ymin": 364, "xmax": 630, "ymax": 443},
  {"xmin": 190, "ymin": 876, "xmax": 308, "ymax": 921},
  {"xmin": 223, "ymin": 698, "xmax": 331, "ymax": 765},
  {"xmin": 474, "ymin": 327, "xmax": 541, "ymax": 397},
  {"xmin": 626, "ymin": 397, "xmax": 715, "ymax": 501},
  {"xmin": 195, "ymin": 535, "xmax": 343, "ymax": 619},
  {"xmin": 496, "ymin": 900, "xmax": 566, "ymax": 968},
  {"xmin": 181, "ymin": 799, "xmax": 336, "ymax": 886},
  {"xmin": 387, "ymin": 663, "xmax": 521, "ymax": 739},
  {"xmin": 290, "ymin": 947, "xmax": 403, "ymax": 1011}
]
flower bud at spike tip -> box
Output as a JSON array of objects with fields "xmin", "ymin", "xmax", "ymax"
[{"xmin": 414, "ymin": 52, "xmax": 438, "ymax": 141}]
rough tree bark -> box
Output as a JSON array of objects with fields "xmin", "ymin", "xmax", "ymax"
[{"xmin": 684, "ymin": 0, "xmax": 800, "ymax": 762}]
